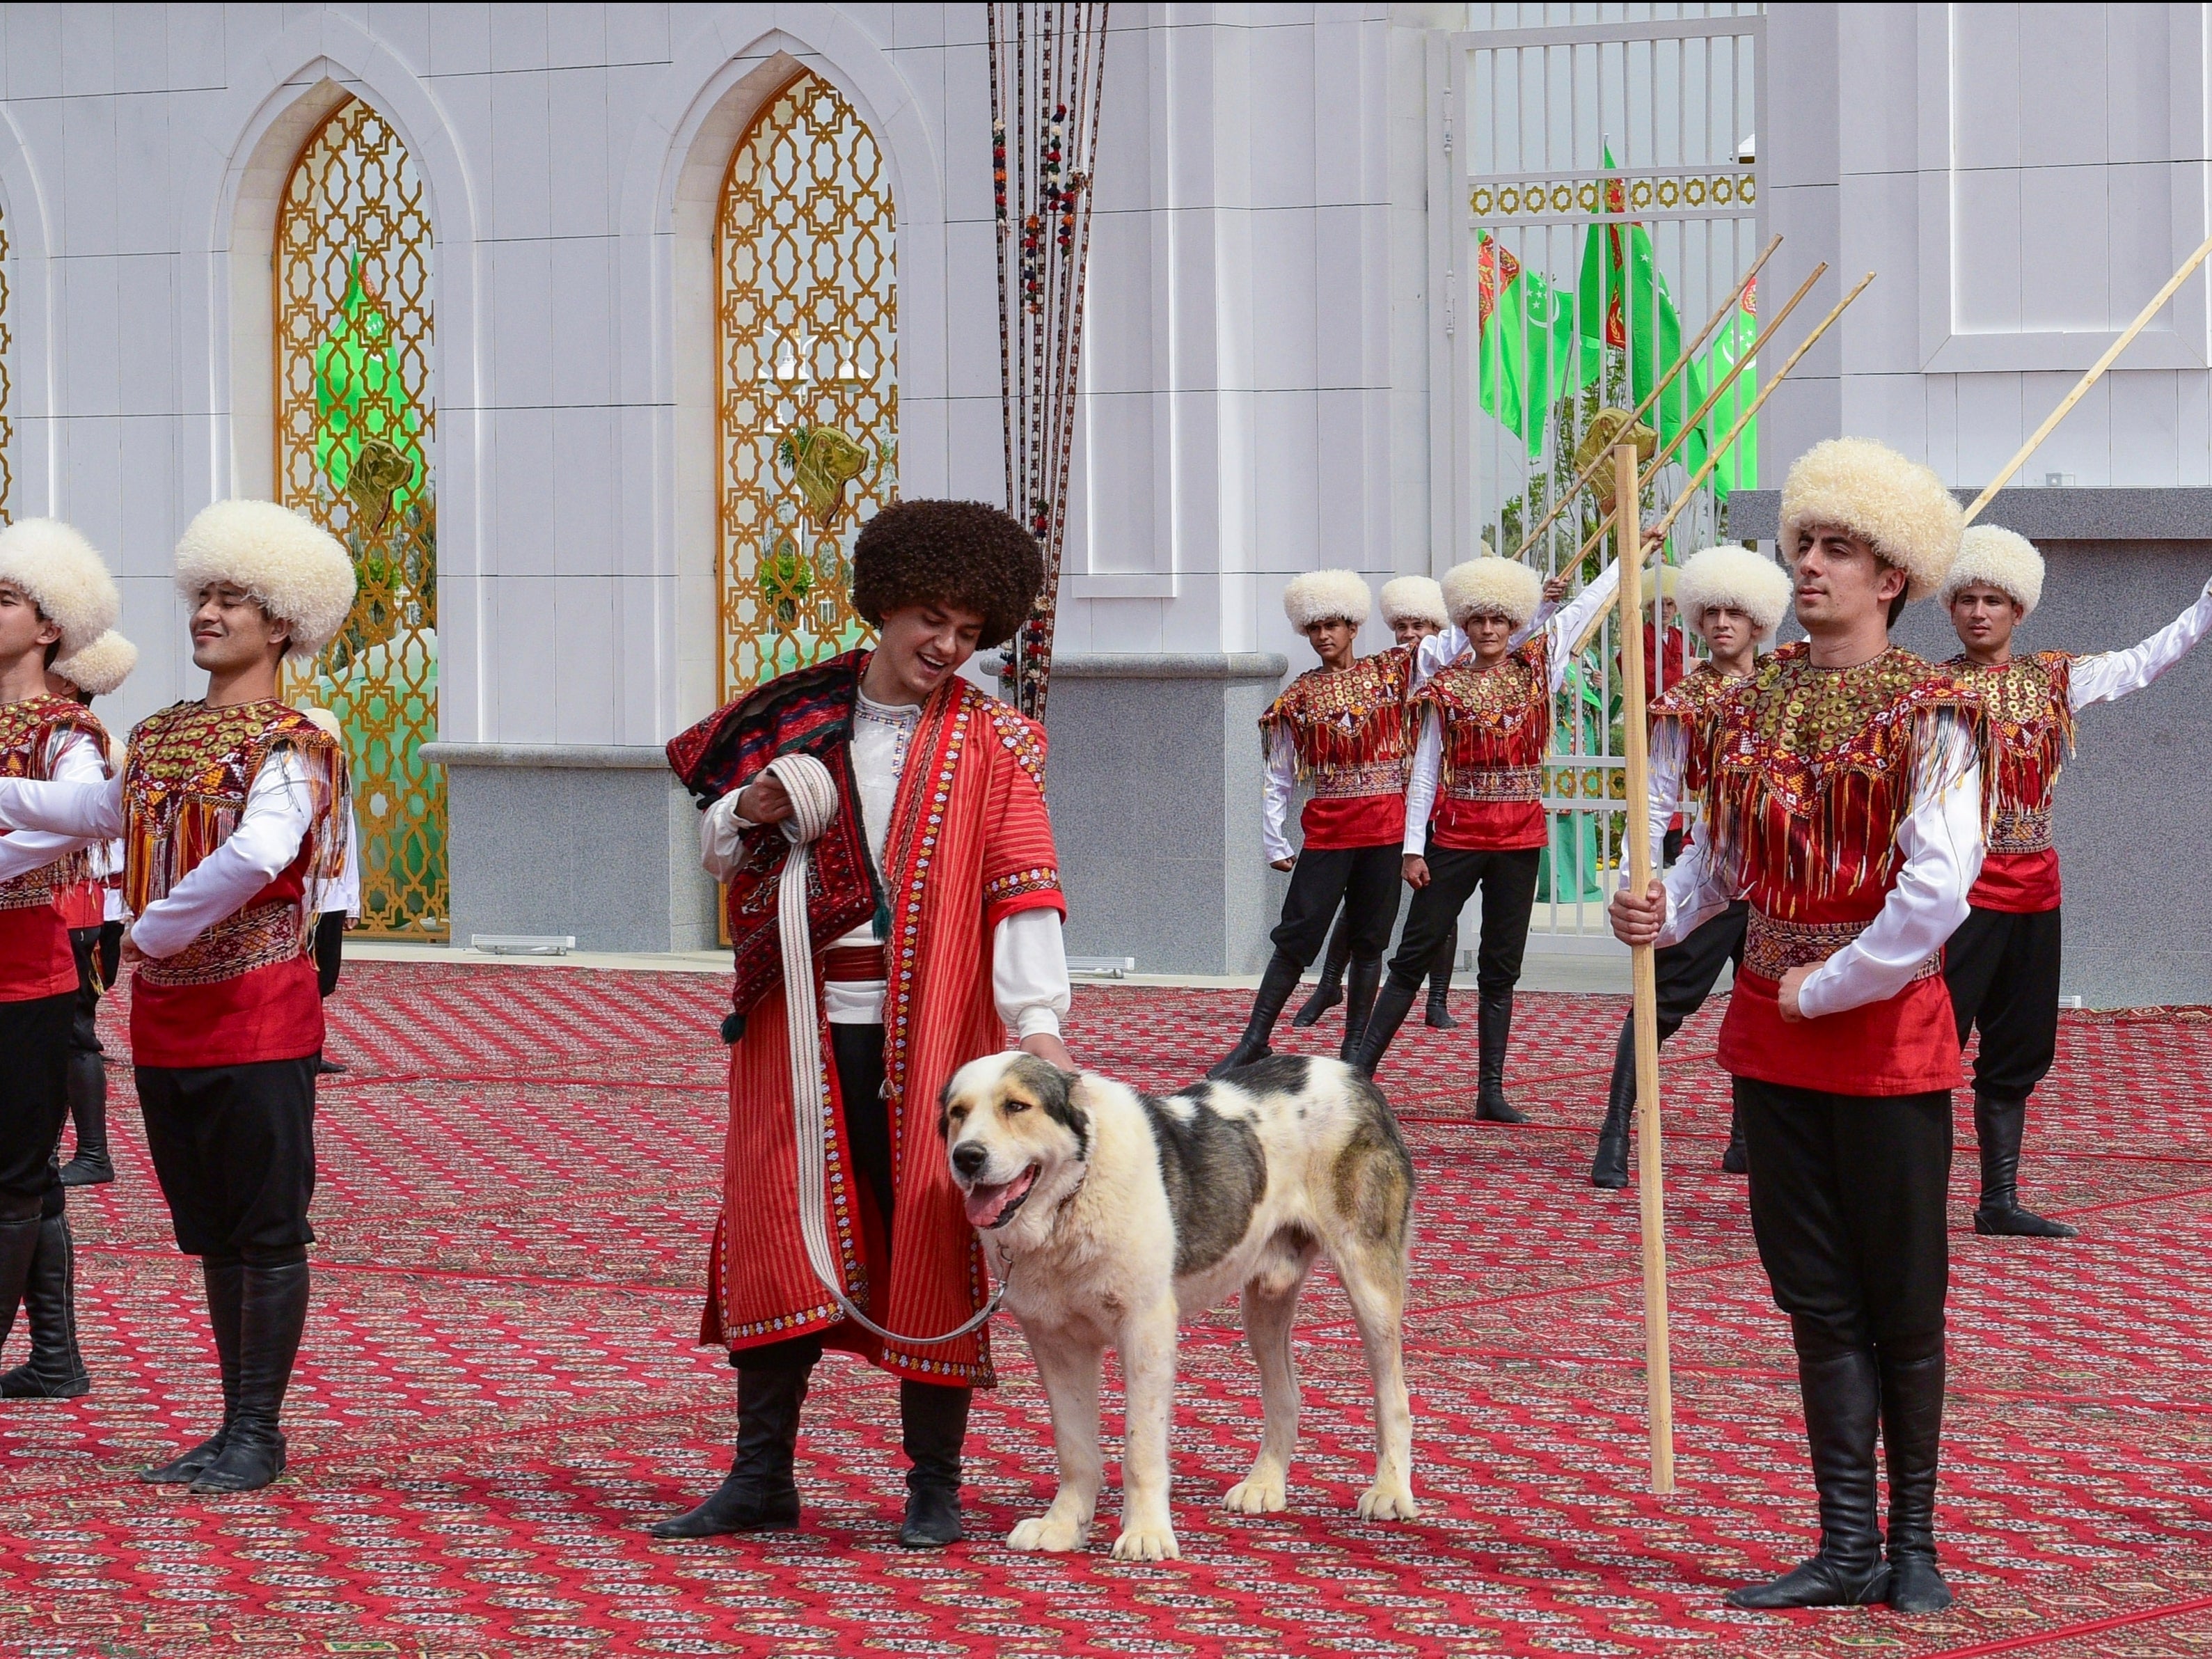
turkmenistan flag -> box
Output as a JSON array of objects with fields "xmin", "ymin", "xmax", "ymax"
[
  {"xmin": 1476, "ymin": 233, "xmax": 1592, "ymax": 457},
  {"xmin": 1691, "ymin": 279, "xmax": 1758, "ymax": 498},
  {"xmin": 1575, "ymin": 154, "xmax": 1693, "ymax": 447}
]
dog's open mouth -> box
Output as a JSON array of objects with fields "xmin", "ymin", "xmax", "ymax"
[{"xmin": 964, "ymin": 1163, "xmax": 1041, "ymax": 1230}]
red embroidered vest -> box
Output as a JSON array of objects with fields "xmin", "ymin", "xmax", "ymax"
[
  {"xmin": 123, "ymin": 700, "xmax": 349, "ymax": 1067},
  {"xmin": 1947, "ymin": 652, "xmax": 2071, "ymax": 915},
  {"xmin": 1259, "ymin": 647, "xmax": 1414, "ymax": 849},
  {"xmin": 0, "ymin": 695, "xmax": 109, "ymax": 1001},
  {"xmin": 1419, "ymin": 634, "xmax": 1551, "ymax": 851},
  {"xmin": 1698, "ymin": 645, "xmax": 1982, "ymax": 1096},
  {"xmin": 1648, "ymin": 660, "xmax": 1740, "ymax": 844}
]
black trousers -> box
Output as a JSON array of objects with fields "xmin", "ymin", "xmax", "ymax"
[
  {"xmin": 314, "ymin": 911, "xmax": 347, "ymax": 999},
  {"xmin": 1943, "ymin": 905, "xmax": 2061, "ymax": 1101},
  {"xmin": 1737, "ymin": 1078, "xmax": 1952, "ymax": 1357},
  {"xmin": 743, "ymin": 1024, "xmax": 892, "ymax": 1374},
  {"xmin": 1272, "ymin": 844, "xmax": 1402, "ymax": 965},
  {"xmin": 1387, "ymin": 845, "xmax": 1542, "ymax": 996},
  {"xmin": 136, "ymin": 1059, "xmax": 319, "ymax": 1259},
  {"xmin": 1607, "ymin": 900, "xmax": 1748, "ymax": 1072},
  {"xmin": 69, "ymin": 927, "xmax": 105, "ymax": 1053},
  {"xmin": 97, "ymin": 920, "xmax": 123, "ymax": 995},
  {"xmin": 0, "ymin": 993, "xmax": 73, "ymax": 1222}
]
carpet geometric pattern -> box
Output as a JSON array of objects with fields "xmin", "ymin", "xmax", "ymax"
[{"xmin": 3, "ymin": 964, "xmax": 2209, "ymax": 1658}]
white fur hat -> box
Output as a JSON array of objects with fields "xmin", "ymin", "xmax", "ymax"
[
  {"xmin": 295, "ymin": 704, "xmax": 345, "ymax": 741},
  {"xmin": 1377, "ymin": 576, "xmax": 1448, "ymax": 630},
  {"xmin": 1441, "ymin": 556, "xmax": 1543, "ymax": 628},
  {"xmin": 175, "ymin": 501, "xmax": 358, "ymax": 663},
  {"xmin": 52, "ymin": 629, "xmax": 138, "ymax": 698},
  {"xmin": 1778, "ymin": 438, "xmax": 1964, "ymax": 602},
  {"xmin": 0, "ymin": 519, "xmax": 120, "ymax": 658},
  {"xmin": 1941, "ymin": 524, "xmax": 2044, "ymax": 617},
  {"xmin": 1675, "ymin": 545, "xmax": 1795, "ymax": 637},
  {"xmin": 1283, "ymin": 568, "xmax": 1371, "ymax": 630}
]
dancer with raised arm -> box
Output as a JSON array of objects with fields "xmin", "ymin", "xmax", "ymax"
[
  {"xmin": 0, "ymin": 526, "xmax": 119, "ymax": 1404},
  {"xmin": 1938, "ymin": 526, "xmax": 2212, "ymax": 1238},
  {"xmin": 0, "ymin": 503, "xmax": 354, "ymax": 1492},
  {"xmin": 658, "ymin": 501, "xmax": 1070, "ymax": 1550},
  {"xmin": 1610, "ymin": 440, "xmax": 1977, "ymax": 1612},
  {"xmin": 1350, "ymin": 552, "xmax": 1621, "ymax": 1122},
  {"xmin": 1590, "ymin": 547, "xmax": 1793, "ymax": 1188}
]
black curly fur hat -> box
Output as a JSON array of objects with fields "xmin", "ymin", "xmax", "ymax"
[{"xmin": 851, "ymin": 499, "xmax": 1043, "ymax": 650}]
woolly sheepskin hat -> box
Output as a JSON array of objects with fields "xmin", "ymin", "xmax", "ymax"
[
  {"xmin": 1377, "ymin": 575, "xmax": 1449, "ymax": 630},
  {"xmin": 296, "ymin": 705, "xmax": 345, "ymax": 742},
  {"xmin": 1778, "ymin": 438, "xmax": 1964, "ymax": 602},
  {"xmin": 175, "ymin": 501, "xmax": 358, "ymax": 663},
  {"xmin": 1441, "ymin": 556, "xmax": 1543, "ymax": 628},
  {"xmin": 1674, "ymin": 545, "xmax": 1795, "ymax": 637},
  {"xmin": 0, "ymin": 519, "xmax": 120, "ymax": 658},
  {"xmin": 1941, "ymin": 524, "xmax": 2044, "ymax": 617},
  {"xmin": 52, "ymin": 630, "xmax": 138, "ymax": 698},
  {"xmin": 1283, "ymin": 568, "xmax": 1371, "ymax": 631}
]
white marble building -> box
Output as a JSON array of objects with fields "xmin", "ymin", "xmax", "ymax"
[{"xmin": 0, "ymin": 3, "xmax": 2204, "ymax": 999}]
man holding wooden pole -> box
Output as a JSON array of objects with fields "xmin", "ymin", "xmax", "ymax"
[{"xmin": 1609, "ymin": 439, "xmax": 1982, "ymax": 1613}]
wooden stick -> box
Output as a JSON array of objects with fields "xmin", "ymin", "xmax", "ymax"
[
  {"xmin": 1964, "ymin": 230, "xmax": 2212, "ymax": 525},
  {"xmin": 1551, "ymin": 261, "xmax": 1828, "ymax": 577},
  {"xmin": 1508, "ymin": 235, "xmax": 1785, "ymax": 563},
  {"xmin": 1572, "ymin": 270, "xmax": 1879, "ymax": 653},
  {"xmin": 1614, "ymin": 442, "xmax": 1675, "ymax": 1496}
]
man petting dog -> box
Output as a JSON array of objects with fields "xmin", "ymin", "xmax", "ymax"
[
  {"xmin": 1611, "ymin": 439, "xmax": 1980, "ymax": 1612},
  {"xmin": 661, "ymin": 500, "xmax": 1073, "ymax": 1550}
]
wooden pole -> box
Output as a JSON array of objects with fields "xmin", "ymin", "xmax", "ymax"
[
  {"xmin": 1613, "ymin": 443, "xmax": 1675, "ymax": 1496},
  {"xmin": 1963, "ymin": 230, "xmax": 2212, "ymax": 525},
  {"xmin": 1509, "ymin": 235, "xmax": 1785, "ymax": 563}
]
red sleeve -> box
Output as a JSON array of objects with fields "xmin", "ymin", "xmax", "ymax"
[{"xmin": 977, "ymin": 703, "xmax": 1068, "ymax": 930}]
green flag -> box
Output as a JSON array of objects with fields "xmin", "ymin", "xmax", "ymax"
[
  {"xmin": 315, "ymin": 254, "xmax": 429, "ymax": 508},
  {"xmin": 1691, "ymin": 293, "xmax": 1758, "ymax": 498},
  {"xmin": 1574, "ymin": 155, "xmax": 1692, "ymax": 447},
  {"xmin": 1476, "ymin": 233, "xmax": 1593, "ymax": 457}
]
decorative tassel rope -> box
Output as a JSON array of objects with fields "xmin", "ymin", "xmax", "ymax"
[{"xmin": 764, "ymin": 754, "xmax": 1006, "ymax": 1347}]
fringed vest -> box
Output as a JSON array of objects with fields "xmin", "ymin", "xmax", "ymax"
[
  {"xmin": 123, "ymin": 700, "xmax": 349, "ymax": 1067},
  {"xmin": 1417, "ymin": 634, "xmax": 1551, "ymax": 851},
  {"xmin": 1947, "ymin": 652, "xmax": 2072, "ymax": 914},
  {"xmin": 1258, "ymin": 647, "xmax": 1415, "ymax": 849},
  {"xmin": 0, "ymin": 695, "xmax": 109, "ymax": 1001}
]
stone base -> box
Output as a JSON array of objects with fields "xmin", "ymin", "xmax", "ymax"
[{"xmin": 422, "ymin": 744, "xmax": 720, "ymax": 954}]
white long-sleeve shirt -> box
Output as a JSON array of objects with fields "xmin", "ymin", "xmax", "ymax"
[
  {"xmin": 0, "ymin": 727, "xmax": 105, "ymax": 887},
  {"xmin": 307, "ymin": 805, "xmax": 362, "ymax": 920},
  {"xmin": 1401, "ymin": 563, "xmax": 1624, "ymax": 856},
  {"xmin": 0, "ymin": 748, "xmax": 317, "ymax": 959},
  {"xmin": 2064, "ymin": 576, "xmax": 2212, "ymax": 709},
  {"xmin": 1652, "ymin": 709, "xmax": 1984, "ymax": 1019},
  {"xmin": 698, "ymin": 691, "xmax": 1071, "ymax": 1039}
]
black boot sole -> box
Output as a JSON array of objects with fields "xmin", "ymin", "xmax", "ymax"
[
  {"xmin": 57, "ymin": 1163, "xmax": 113, "ymax": 1188},
  {"xmin": 1476, "ymin": 1102, "xmax": 1529, "ymax": 1125},
  {"xmin": 649, "ymin": 1493, "xmax": 801, "ymax": 1539},
  {"xmin": 1725, "ymin": 1561, "xmax": 1891, "ymax": 1609},
  {"xmin": 1721, "ymin": 1144, "xmax": 1748, "ymax": 1174},
  {"xmin": 1973, "ymin": 1207, "xmax": 2078, "ymax": 1239},
  {"xmin": 1590, "ymin": 1139, "xmax": 1629, "ymax": 1190},
  {"xmin": 0, "ymin": 1367, "xmax": 90, "ymax": 1399},
  {"xmin": 1886, "ymin": 1555, "xmax": 1953, "ymax": 1613},
  {"xmin": 1289, "ymin": 992, "xmax": 1341, "ymax": 1028},
  {"xmin": 1424, "ymin": 1005, "xmax": 1457, "ymax": 1029}
]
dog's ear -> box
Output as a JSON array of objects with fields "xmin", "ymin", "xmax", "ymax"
[
  {"xmin": 1041, "ymin": 1070, "xmax": 1091, "ymax": 1165},
  {"xmin": 936, "ymin": 1076, "xmax": 959, "ymax": 1141}
]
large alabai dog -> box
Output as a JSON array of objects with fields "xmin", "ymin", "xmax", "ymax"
[{"xmin": 939, "ymin": 1051, "xmax": 1418, "ymax": 1561}]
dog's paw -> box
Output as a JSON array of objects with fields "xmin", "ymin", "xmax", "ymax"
[
  {"xmin": 1222, "ymin": 1473, "xmax": 1288, "ymax": 1515},
  {"xmin": 1109, "ymin": 1524, "xmax": 1180, "ymax": 1562},
  {"xmin": 1006, "ymin": 1513, "xmax": 1086, "ymax": 1552},
  {"xmin": 1356, "ymin": 1480, "xmax": 1419, "ymax": 1521}
]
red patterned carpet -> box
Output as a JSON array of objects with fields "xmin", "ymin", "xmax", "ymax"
[{"xmin": 4, "ymin": 964, "xmax": 2211, "ymax": 1658}]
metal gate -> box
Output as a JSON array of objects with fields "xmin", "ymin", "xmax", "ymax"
[{"xmin": 1434, "ymin": 5, "xmax": 1764, "ymax": 942}]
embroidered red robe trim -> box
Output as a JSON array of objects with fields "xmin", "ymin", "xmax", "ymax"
[
  {"xmin": 1258, "ymin": 647, "xmax": 1414, "ymax": 849},
  {"xmin": 1649, "ymin": 660, "xmax": 1738, "ymax": 845},
  {"xmin": 1421, "ymin": 634, "xmax": 1551, "ymax": 851},
  {"xmin": 1948, "ymin": 652, "xmax": 2072, "ymax": 915},
  {"xmin": 700, "ymin": 675, "xmax": 1065, "ymax": 1387},
  {"xmin": 0, "ymin": 696, "xmax": 111, "ymax": 1002}
]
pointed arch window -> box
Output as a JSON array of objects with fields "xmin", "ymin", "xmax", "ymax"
[
  {"xmin": 274, "ymin": 96, "xmax": 444, "ymax": 936},
  {"xmin": 716, "ymin": 70, "xmax": 897, "ymax": 698}
]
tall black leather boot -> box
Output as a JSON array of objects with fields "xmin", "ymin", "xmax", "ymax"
[
  {"xmin": 1475, "ymin": 991, "xmax": 1528, "ymax": 1124},
  {"xmin": 1721, "ymin": 1104, "xmax": 1749, "ymax": 1174},
  {"xmin": 651, "ymin": 1353, "xmax": 814, "ymax": 1537},
  {"xmin": 1210, "ymin": 951, "xmax": 1305, "ymax": 1078},
  {"xmin": 1727, "ymin": 1333, "xmax": 1890, "ymax": 1608},
  {"xmin": 1348, "ymin": 977, "xmax": 1420, "ymax": 1078},
  {"xmin": 1291, "ymin": 927, "xmax": 1349, "ymax": 1028},
  {"xmin": 898, "ymin": 1380, "xmax": 970, "ymax": 1548},
  {"xmin": 57, "ymin": 1049, "xmax": 113, "ymax": 1188},
  {"xmin": 190, "ymin": 1255, "xmax": 309, "ymax": 1494},
  {"xmin": 1, "ymin": 1212, "xmax": 89, "ymax": 1398},
  {"xmin": 1590, "ymin": 1019, "xmax": 1636, "ymax": 1189},
  {"xmin": 1879, "ymin": 1332, "xmax": 1952, "ymax": 1612},
  {"xmin": 1425, "ymin": 924, "xmax": 1460, "ymax": 1028},
  {"xmin": 1338, "ymin": 955, "xmax": 1384, "ymax": 1062},
  {"xmin": 1973, "ymin": 1093, "xmax": 2075, "ymax": 1238},
  {"xmin": 143, "ymin": 1257, "xmax": 243, "ymax": 1482},
  {"xmin": 0, "ymin": 1213, "xmax": 42, "ymax": 1356}
]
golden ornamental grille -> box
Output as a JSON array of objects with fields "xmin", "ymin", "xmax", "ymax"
[
  {"xmin": 274, "ymin": 96, "xmax": 445, "ymax": 938},
  {"xmin": 716, "ymin": 70, "xmax": 896, "ymax": 700}
]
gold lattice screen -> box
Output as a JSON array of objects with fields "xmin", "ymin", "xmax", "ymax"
[
  {"xmin": 275, "ymin": 96, "xmax": 445, "ymax": 937},
  {"xmin": 716, "ymin": 70, "xmax": 897, "ymax": 699}
]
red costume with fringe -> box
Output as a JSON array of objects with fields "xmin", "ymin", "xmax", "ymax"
[
  {"xmin": 1945, "ymin": 652, "xmax": 2071, "ymax": 915},
  {"xmin": 0, "ymin": 696, "xmax": 109, "ymax": 1001},
  {"xmin": 1259, "ymin": 647, "xmax": 1414, "ymax": 849},
  {"xmin": 1417, "ymin": 634, "xmax": 1551, "ymax": 852},
  {"xmin": 667, "ymin": 652, "xmax": 1064, "ymax": 1388}
]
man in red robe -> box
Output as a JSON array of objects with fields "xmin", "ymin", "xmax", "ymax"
[{"xmin": 659, "ymin": 500, "xmax": 1071, "ymax": 1550}]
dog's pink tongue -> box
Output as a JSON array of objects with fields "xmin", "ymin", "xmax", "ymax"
[{"xmin": 964, "ymin": 1183, "xmax": 1013, "ymax": 1229}]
